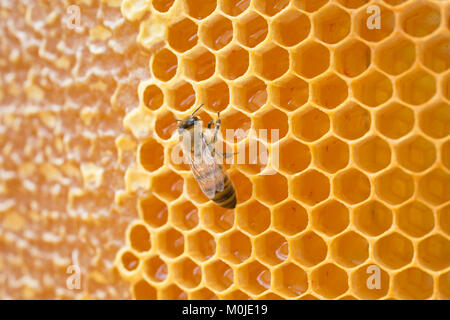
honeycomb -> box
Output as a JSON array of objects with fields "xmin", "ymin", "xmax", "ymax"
[{"xmin": 0, "ymin": 0, "xmax": 449, "ymax": 300}]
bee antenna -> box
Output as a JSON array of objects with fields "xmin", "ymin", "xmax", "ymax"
[{"xmin": 191, "ymin": 104, "xmax": 204, "ymax": 116}]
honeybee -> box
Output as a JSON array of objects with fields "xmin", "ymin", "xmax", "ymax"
[{"xmin": 176, "ymin": 104, "xmax": 236, "ymax": 209}]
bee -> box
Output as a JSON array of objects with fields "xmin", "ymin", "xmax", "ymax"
[{"xmin": 176, "ymin": 104, "xmax": 236, "ymax": 209}]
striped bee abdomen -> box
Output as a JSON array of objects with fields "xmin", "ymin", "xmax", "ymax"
[{"xmin": 212, "ymin": 174, "xmax": 236, "ymax": 209}]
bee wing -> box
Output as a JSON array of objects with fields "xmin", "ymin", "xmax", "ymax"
[{"xmin": 187, "ymin": 137, "xmax": 224, "ymax": 199}]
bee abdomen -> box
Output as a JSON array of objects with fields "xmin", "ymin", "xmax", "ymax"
[{"xmin": 212, "ymin": 174, "xmax": 236, "ymax": 209}]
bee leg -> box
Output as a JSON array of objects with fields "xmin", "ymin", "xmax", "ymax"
[
  {"xmin": 209, "ymin": 112, "xmax": 221, "ymax": 145},
  {"xmin": 216, "ymin": 150, "xmax": 236, "ymax": 158},
  {"xmin": 207, "ymin": 121, "xmax": 214, "ymax": 129}
]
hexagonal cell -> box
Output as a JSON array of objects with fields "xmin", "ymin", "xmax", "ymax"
[
  {"xmin": 374, "ymin": 232, "xmax": 413, "ymax": 269},
  {"xmin": 121, "ymin": 250, "xmax": 140, "ymax": 272},
  {"xmin": 292, "ymin": 106, "xmax": 329, "ymax": 142},
  {"xmin": 152, "ymin": 48, "xmax": 177, "ymax": 82},
  {"xmin": 152, "ymin": 0, "xmax": 175, "ymax": 12},
  {"xmin": 200, "ymin": 204, "xmax": 234, "ymax": 233},
  {"xmin": 129, "ymin": 223, "xmax": 151, "ymax": 252},
  {"xmin": 218, "ymin": 45, "xmax": 249, "ymax": 80},
  {"xmin": 397, "ymin": 69, "xmax": 436, "ymax": 106},
  {"xmin": 337, "ymin": 0, "xmax": 367, "ymax": 9},
  {"xmin": 376, "ymin": 102, "xmax": 414, "ymax": 139},
  {"xmin": 272, "ymin": 200, "xmax": 308, "ymax": 236},
  {"xmin": 313, "ymin": 4, "xmax": 350, "ymax": 44},
  {"xmin": 333, "ymin": 102, "xmax": 370, "ymax": 141},
  {"xmin": 152, "ymin": 169, "xmax": 184, "ymax": 201},
  {"xmin": 237, "ymin": 261, "xmax": 271, "ymax": 295},
  {"xmin": 311, "ymin": 73, "xmax": 348, "ymax": 109},
  {"xmin": 439, "ymin": 271, "xmax": 450, "ymax": 300},
  {"xmin": 331, "ymin": 231, "xmax": 369, "ymax": 268},
  {"xmin": 422, "ymin": 35, "xmax": 450, "ymax": 73},
  {"xmin": 222, "ymin": 289, "xmax": 251, "ymax": 300},
  {"xmin": 375, "ymin": 35, "xmax": 415, "ymax": 76},
  {"xmin": 253, "ymin": 172, "xmax": 288, "ymax": 205},
  {"xmin": 352, "ymin": 70, "xmax": 393, "ymax": 108},
  {"xmin": 272, "ymin": 9, "xmax": 310, "ymax": 47},
  {"xmin": 199, "ymin": 14, "xmax": 233, "ymax": 51},
  {"xmin": 335, "ymin": 39, "xmax": 370, "ymax": 78},
  {"xmin": 355, "ymin": 4, "xmax": 395, "ymax": 42},
  {"xmin": 253, "ymin": 44, "xmax": 289, "ymax": 81},
  {"xmin": 187, "ymin": 230, "xmax": 216, "ymax": 262},
  {"xmin": 333, "ymin": 168, "xmax": 370, "ymax": 205},
  {"xmin": 234, "ymin": 139, "xmax": 269, "ymax": 175},
  {"xmin": 394, "ymin": 268, "xmax": 433, "ymax": 300},
  {"xmin": 253, "ymin": 106, "xmax": 288, "ymax": 142},
  {"xmin": 190, "ymin": 288, "xmax": 218, "ymax": 300},
  {"xmin": 273, "ymin": 262, "xmax": 308, "ymax": 297},
  {"xmin": 292, "ymin": 231, "xmax": 327, "ymax": 267},
  {"xmin": 293, "ymin": 41, "xmax": 329, "ymax": 79},
  {"xmin": 142, "ymin": 84, "xmax": 163, "ymax": 110},
  {"xmin": 313, "ymin": 136, "xmax": 349, "ymax": 173},
  {"xmin": 419, "ymin": 101, "xmax": 450, "ymax": 139},
  {"xmin": 197, "ymin": 79, "xmax": 229, "ymax": 113},
  {"xmin": 139, "ymin": 138, "xmax": 164, "ymax": 172},
  {"xmin": 166, "ymin": 80, "xmax": 196, "ymax": 112},
  {"xmin": 232, "ymin": 76, "xmax": 267, "ymax": 113},
  {"xmin": 375, "ymin": 168, "xmax": 414, "ymax": 205},
  {"xmin": 139, "ymin": 194, "xmax": 168, "ymax": 228},
  {"xmin": 144, "ymin": 256, "xmax": 168, "ymax": 283},
  {"xmin": 397, "ymin": 135, "xmax": 436, "ymax": 173},
  {"xmin": 218, "ymin": 230, "xmax": 252, "ymax": 265},
  {"xmin": 353, "ymin": 200, "xmax": 393, "ymax": 237},
  {"xmin": 155, "ymin": 110, "xmax": 178, "ymax": 140},
  {"xmin": 298, "ymin": 294, "xmax": 320, "ymax": 300},
  {"xmin": 312, "ymin": 200, "xmax": 349, "ymax": 237},
  {"xmin": 170, "ymin": 200, "xmax": 198, "ymax": 231},
  {"xmin": 157, "ymin": 227, "xmax": 184, "ymax": 258},
  {"xmin": 183, "ymin": 47, "xmax": 216, "ymax": 81},
  {"xmin": 236, "ymin": 11, "xmax": 268, "ymax": 48},
  {"xmin": 185, "ymin": 0, "xmax": 216, "ymax": 20},
  {"xmin": 293, "ymin": 0, "xmax": 328, "ymax": 12},
  {"xmin": 236, "ymin": 200, "xmax": 270, "ymax": 235},
  {"xmin": 354, "ymin": 136, "xmax": 391, "ymax": 173},
  {"xmin": 167, "ymin": 17, "xmax": 198, "ymax": 53},
  {"xmin": 311, "ymin": 263, "xmax": 348, "ymax": 298},
  {"xmin": 204, "ymin": 259, "xmax": 234, "ymax": 292},
  {"xmin": 401, "ymin": 2, "xmax": 440, "ymax": 38},
  {"xmin": 229, "ymin": 169, "xmax": 252, "ymax": 203},
  {"xmin": 278, "ymin": 138, "xmax": 311, "ymax": 175},
  {"xmin": 291, "ymin": 169, "xmax": 330, "ymax": 206},
  {"xmin": 418, "ymin": 168, "xmax": 450, "ymax": 206},
  {"xmin": 173, "ymin": 257, "xmax": 202, "ymax": 289},
  {"xmin": 160, "ymin": 284, "xmax": 188, "ymax": 300},
  {"xmin": 185, "ymin": 174, "xmax": 209, "ymax": 204},
  {"xmin": 133, "ymin": 280, "xmax": 157, "ymax": 300},
  {"xmin": 219, "ymin": 107, "xmax": 251, "ymax": 143},
  {"xmin": 418, "ymin": 235, "xmax": 450, "ymax": 271},
  {"xmin": 220, "ymin": 0, "xmax": 250, "ymax": 16},
  {"xmin": 351, "ymin": 264, "xmax": 390, "ymax": 299},
  {"xmin": 270, "ymin": 75, "xmax": 309, "ymax": 112},
  {"xmin": 254, "ymin": 0, "xmax": 289, "ymax": 17},
  {"xmin": 254, "ymin": 231, "xmax": 288, "ymax": 266}
]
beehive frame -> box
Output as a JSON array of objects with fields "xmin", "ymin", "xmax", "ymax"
[{"xmin": 0, "ymin": 0, "xmax": 448, "ymax": 300}]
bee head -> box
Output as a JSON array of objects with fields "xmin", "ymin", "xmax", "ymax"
[
  {"xmin": 177, "ymin": 116, "xmax": 199, "ymax": 131},
  {"xmin": 176, "ymin": 104, "xmax": 203, "ymax": 133}
]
